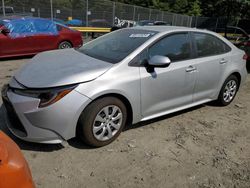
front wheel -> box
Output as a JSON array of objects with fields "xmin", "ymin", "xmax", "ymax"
[
  {"xmin": 77, "ymin": 97, "xmax": 127, "ymax": 147},
  {"xmin": 216, "ymin": 75, "xmax": 239, "ymax": 106},
  {"xmin": 58, "ymin": 41, "xmax": 72, "ymax": 49}
]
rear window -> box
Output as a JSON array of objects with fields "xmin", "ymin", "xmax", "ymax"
[{"xmin": 193, "ymin": 32, "xmax": 231, "ymax": 57}]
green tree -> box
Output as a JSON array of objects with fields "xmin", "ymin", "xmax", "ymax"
[
  {"xmin": 170, "ymin": 0, "xmax": 189, "ymax": 14},
  {"xmin": 188, "ymin": 0, "xmax": 201, "ymax": 16},
  {"xmin": 151, "ymin": 0, "xmax": 170, "ymax": 11},
  {"xmin": 200, "ymin": 0, "xmax": 249, "ymax": 18},
  {"xmin": 240, "ymin": 0, "xmax": 250, "ymax": 19}
]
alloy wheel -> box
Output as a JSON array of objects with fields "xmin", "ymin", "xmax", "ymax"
[
  {"xmin": 92, "ymin": 105, "xmax": 123, "ymax": 141},
  {"xmin": 223, "ymin": 80, "xmax": 237, "ymax": 103}
]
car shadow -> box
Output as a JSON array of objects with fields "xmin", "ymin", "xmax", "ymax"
[
  {"xmin": 124, "ymin": 104, "xmax": 204, "ymax": 131},
  {"xmin": 69, "ymin": 104, "xmax": 206, "ymax": 149},
  {"xmin": 0, "ymin": 87, "xmax": 245, "ymax": 151},
  {"xmin": 0, "ymin": 55, "xmax": 34, "ymax": 61},
  {"xmin": 0, "ymin": 103, "xmax": 206, "ymax": 151},
  {"xmin": 0, "ymin": 102, "xmax": 217, "ymax": 151},
  {"xmin": 67, "ymin": 138, "xmax": 97, "ymax": 150}
]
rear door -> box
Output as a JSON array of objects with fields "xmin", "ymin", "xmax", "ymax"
[
  {"xmin": 191, "ymin": 32, "xmax": 231, "ymax": 102},
  {"xmin": 29, "ymin": 19, "xmax": 59, "ymax": 52}
]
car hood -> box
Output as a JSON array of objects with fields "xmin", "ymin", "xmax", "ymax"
[{"xmin": 14, "ymin": 49, "xmax": 113, "ymax": 88}]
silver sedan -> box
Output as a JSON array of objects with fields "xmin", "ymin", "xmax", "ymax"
[{"xmin": 1, "ymin": 26, "xmax": 248, "ymax": 147}]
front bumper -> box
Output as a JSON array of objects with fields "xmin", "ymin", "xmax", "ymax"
[{"xmin": 1, "ymin": 84, "xmax": 91, "ymax": 144}]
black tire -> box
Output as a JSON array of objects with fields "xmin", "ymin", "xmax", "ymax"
[
  {"xmin": 216, "ymin": 75, "xmax": 239, "ymax": 106},
  {"xmin": 77, "ymin": 97, "xmax": 127, "ymax": 147},
  {"xmin": 58, "ymin": 41, "xmax": 72, "ymax": 49}
]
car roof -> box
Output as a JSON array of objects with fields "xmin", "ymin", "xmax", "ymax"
[{"xmin": 130, "ymin": 26, "xmax": 216, "ymax": 34}]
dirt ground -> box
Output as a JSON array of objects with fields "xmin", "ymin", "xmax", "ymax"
[{"xmin": 0, "ymin": 58, "xmax": 250, "ymax": 188}]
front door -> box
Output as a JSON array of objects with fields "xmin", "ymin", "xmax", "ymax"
[
  {"xmin": 140, "ymin": 32, "xmax": 196, "ymax": 119},
  {"xmin": 0, "ymin": 20, "xmax": 34, "ymax": 56}
]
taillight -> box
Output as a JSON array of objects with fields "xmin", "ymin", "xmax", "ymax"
[{"xmin": 243, "ymin": 54, "xmax": 248, "ymax": 60}]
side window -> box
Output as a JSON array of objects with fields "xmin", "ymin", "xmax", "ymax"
[
  {"xmin": 4, "ymin": 20, "xmax": 35, "ymax": 38},
  {"xmin": 149, "ymin": 33, "xmax": 191, "ymax": 62},
  {"xmin": 33, "ymin": 20, "xmax": 57, "ymax": 34},
  {"xmin": 6, "ymin": 21, "xmax": 34, "ymax": 34},
  {"xmin": 193, "ymin": 33, "xmax": 231, "ymax": 57}
]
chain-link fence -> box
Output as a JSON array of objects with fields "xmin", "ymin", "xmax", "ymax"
[
  {"xmin": 0, "ymin": 0, "xmax": 248, "ymax": 31},
  {"xmin": 1, "ymin": 0, "xmax": 193, "ymax": 27}
]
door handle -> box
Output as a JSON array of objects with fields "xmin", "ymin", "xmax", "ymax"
[
  {"xmin": 220, "ymin": 59, "xmax": 228, "ymax": 64},
  {"xmin": 186, "ymin": 66, "xmax": 196, "ymax": 72}
]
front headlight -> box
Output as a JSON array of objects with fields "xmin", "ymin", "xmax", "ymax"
[
  {"xmin": 11, "ymin": 85, "xmax": 77, "ymax": 108},
  {"xmin": 38, "ymin": 88, "xmax": 74, "ymax": 108}
]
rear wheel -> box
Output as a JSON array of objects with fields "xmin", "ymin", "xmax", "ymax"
[
  {"xmin": 58, "ymin": 41, "xmax": 72, "ymax": 49},
  {"xmin": 216, "ymin": 75, "xmax": 239, "ymax": 106},
  {"xmin": 77, "ymin": 97, "xmax": 127, "ymax": 147}
]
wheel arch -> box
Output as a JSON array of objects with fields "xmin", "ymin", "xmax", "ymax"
[
  {"xmin": 215, "ymin": 71, "xmax": 242, "ymax": 106},
  {"xmin": 93, "ymin": 93, "xmax": 133, "ymax": 125},
  {"xmin": 215, "ymin": 71, "xmax": 242, "ymax": 100},
  {"xmin": 230, "ymin": 72, "xmax": 241, "ymax": 89},
  {"xmin": 75, "ymin": 93, "xmax": 133, "ymax": 137}
]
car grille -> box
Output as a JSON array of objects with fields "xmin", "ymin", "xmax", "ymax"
[{"xmin": 1, "ymin": 85, "xmax": 27, "ymax": 137}]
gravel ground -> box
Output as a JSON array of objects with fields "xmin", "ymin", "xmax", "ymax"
[{"xmin": 0, "ymin": 57, "xmax": 250, "ymax": 188}]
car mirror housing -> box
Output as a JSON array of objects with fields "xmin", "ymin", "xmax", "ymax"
[
  {"xmin": 148, "ymin": 55, "xmax": 171, "ymax": 68},
  {"xmin": 146, "ymin": 55, "xmax": 171, "ymax": 73}
]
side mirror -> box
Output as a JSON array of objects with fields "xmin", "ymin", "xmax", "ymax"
[
  {"xmin": 0, "ymin": 28, "xmax": 10, "ymax": 35},
  {"xmin": 148, "ymin": 55, "xmax": 171, "ymax": 67},
  {"xmin": 146, "ymin": 55, "xmax": 171, "ymax": 72}
]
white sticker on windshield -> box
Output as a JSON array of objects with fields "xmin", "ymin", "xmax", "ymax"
[{"xmin": 129, "ymin": 34, "xmax": 151, "ymax": 38}]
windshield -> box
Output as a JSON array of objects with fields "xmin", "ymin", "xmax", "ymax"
[{"xmin": 78, "ymin": 29, "xmax": 158, "ymax": 64}]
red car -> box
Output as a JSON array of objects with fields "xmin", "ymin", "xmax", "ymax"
[{"xmin": 0, "ymin": 17, "xmax": 83, "ymax": 58}]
